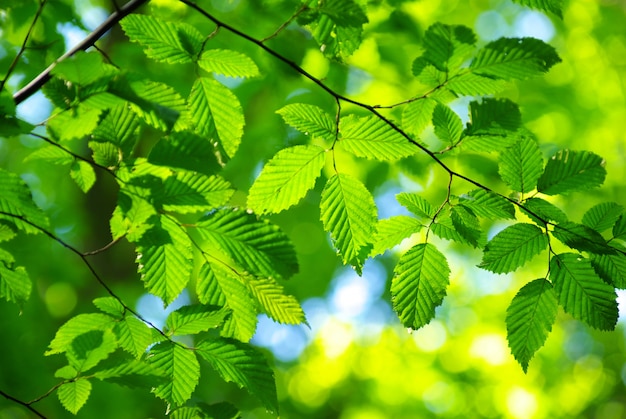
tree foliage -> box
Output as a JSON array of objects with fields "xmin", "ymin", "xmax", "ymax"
[{"xmin": 0, "ymin": 0, "xmax": 624, "ymax": 417}]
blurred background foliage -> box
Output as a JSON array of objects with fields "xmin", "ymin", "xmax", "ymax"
[{"xmin": 1, "ymin": 0, "xmax": 626, "ymax": 417}]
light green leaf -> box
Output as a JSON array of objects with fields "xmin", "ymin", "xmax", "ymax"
[
  {"xmin": 470, "ymin": 37, "xmax": 561, "ymax": 80},
  {"xmin": 432, "ymin": 103, "xmax": 463, "ymax": 145},
  {"xmin": 276, "ymin": 103, "xmax": 336, "ymax": 143},
  {"xmin": 552, "ymin": 221, "xmax": 613, "ymax": 255},
  {"xmin": 47, "ymin": 313, "xmax": 116, "ymax": 355},
  {"xmin": 451, "ymin": 205, "xmax": 483, "ymax": 248},
  {"xmin": 70, "ymin": 160, "xmax": 96, "ymax": 193},
  {"xmin": 114, "ymin": 315, "xmax": 153, "ymax": 358},
  {"xmin": 446, "ymin": 72, "xmax": 507, "ymax": 96},
  {"xmin": 136, "ymin": 215, "xmax": 193, "ymax": 305},
  {"xmin": 246, "ymin": 277, "xmax": 306, "ymax": 325},
  {"xmin": 370, "ymin": 215, "xmax": 423, "ymax": 257},
  {"xmin": 396, "ymin": 193, "xmax": 435, "ymax": 219},
  {"xmin": 149, "ymin": 341, "xmax": 200, "ymax": 407},
  {"xmin": 320, "ymin": 174, "xmax": 377, "ymax": 274},
  {"xmin": 198, "ymin": 49, "xmax": 260, "ymax": 78},
  {"xmin": 93, "ymin": 297, "xmax": 124, "ymax": 318},
  {"xmin": 522, "ymin": 197, "xmax": 567, "ymax": 225},
  {"xmin": 537, "ymin": 150, "xmax": 606, "ymax": 195},
  {"xmin": 51, "ymin": 51, "xmax": 118, "ymax": 86},
  {"xmin": 24, "ymin": 145, "xmax": 73, "ymax": 166},
  {"xmin": 166, "ymin": 305, "xmax": 230, "ymax": 336},
  {"xmin": 479, "ymin": 223, "xmax": 548, "ymax": 273},
  {"xmin": 93, "ymin": 355, "xmax": 166, "ymax": 388},
  {"xmin": 431, "ymin": 206, "xmax": 471, "ymax": 245},
  {"xmin": 0, "ymin": 223, "xmax": 16, "ymax": 242},
  {"xmin": 110, "ymin": 192, "xmax": 157, "ymax": 242},
  {"xmin": 466, "ymin": 98, "xmax": 522, "ymax": 135},
  {"xmin": 196, "ymin": 338, "xmax": 278, "ymax": 414},
  {"xmin": 120, "ymin": 14, "xmax": 203, "ymax": 63},
  {"xmin": 48, "ymin": 104, "xmax": 102, "ymax": 141},
  {"xmin": 196, "ymin": 209, "xmax": 298, "ymax": 280},
  {"xmin": 196, "ymin": 262, "xmax": 257, "ymax": 342},
  {"xmin": 89, "ymin": 141, "xmax": 121, "ymax": 167},
  {"xmin": 499, "ymin": 137, "xmax": 543, "ymax": 193},
  {"xmin": 550, "ymin": 253, "xmax": 618, "ymax": 330},
  {"xmin": 156, "ymin": 172, "xmax": 234, "ymax": 214},
  {"xmin": 582, "ymin": 202, "xmax": 624, "ymax": 233},
  {"xmin": 391, "ymin": 243, "xmax": 450, "ymax": 329},
  {"xmin": 401, "ymin": 98, "xmax": 437, "ymax": 137},
  {"xmin": 0, "ymin": 263, "xmax": 31, "ymax": 307},
  {"xmin": 339, "ymin": 115, "xmax": 416, "ymax": 161},
  {"xmin": 506, "ymin": 279, "xmax": 558, "ymax": 373},
  {"xmin": 420, "ymin": 23, "xmax": 476, "ymax": 72},
  {"xmin": 92, "ymin": 104, "xmax": 140, "ymax": 160},
  {"xmin": 55, "ymin": 365, "xmax": 78, "ymax": 380},
  {"xmin": 67, "ymin": 329, "xmax": 117, "ymax": 372},
  {"xmin": 149, "ymin": 131, "xmax": 221, "ymax": 176},
  {"xmin": 247, "ymin": 145, "xmax": 326, "ymax": 214},
  {"xmin": 58, "ymin": 379, "xmax": 92, "ymax": 415},
  {"xmin": 512, "ymin": 0, "xmax": 563, "ymax": 17},
  {"xmin": 458, "ymin": 189, "xmax": 516, "ymax": 220},
  {"xmin": 188, "ymin": 77, "xmax": 244, "ymax": 158}
]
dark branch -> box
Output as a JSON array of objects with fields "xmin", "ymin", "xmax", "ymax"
[
  {"xmin": 13, "ymin": 0, "xmax": 149, "ymax": 105},
  {"xmin": 0, "ymin": 389, "xmax": 47, "ymax": 419}
]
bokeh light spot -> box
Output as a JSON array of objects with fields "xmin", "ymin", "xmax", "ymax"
[{"xmin": 45, "ymin": 282, "xmax": 77, "ymax": 318}]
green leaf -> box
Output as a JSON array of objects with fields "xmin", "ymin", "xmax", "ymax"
[
  {"xmin": 451, "ymin": 205, "xmax": 483, "ymax": 248},
  {"xmin": 370, "ymin": 215, "xmax": 423, "ymax": 257},
  {"xmin": 479, "ymin": 223, "xmax": 548, "ymax": 273},
  {"xmin": 24, "ymin": 145, "xmax": 73, "ymax": 166},
  {"xmin": 537, "ymin": 150, "xmax": 606, "ymax": 195},
  {"xmin": 339, "ymin": 115, "xmax": 416, "ymax": 161},
  {"xmin": 432, "ymin": 103, "xmax": 463, "ymax": 145},
  {"xmin": 458, "ymin": 189, "xmax": 516, "ymax": 220},
  {"xmin": 114, "ymin": 315, "xmax": 153, "ymax": 358},
  {"xmin": 67, "ymin": 329, "xmax": 117, "ymax": 372},
  {"xmin": 166, "ymin": 305, "xmax": 230, "ymax": 336},
  {"xmin": 613, "ymin": 214, "xmax": 626, "ymax": 240},
  {"xmin": 70, "ymin": 160, "xmax": 96, "ymax": 193},
  {"xmin": 89, "ymin": 141, "xmax": 121, "ymax": 167},
  {"xmin": 551, "ymin": 221, "xmax": 613, "ymax": 255},
  {"xmin": 47, "ymin": 313, "xmax": 116, "ymax": 355},
  {"xmin": 506, "ymin": 279, "xmax": 558, "ymax": 373},
  {"xmin": 582, "ymin": 202, "xmax": 624, "ymax": 233},
  {"xmin": 499, "ymin": 137, "xmax": 543, "ymax": 193},
  {"xmin": 391, "ymin": 243, "xmax": 450, "ymax": 329},
  {"xmin": 276, "ymin": 103, "xmax": 336, "ymax": 143},
  {"xmin": 198, "ymin": 49, "xmax": 260, "ymax": 78},
  {"xmin": 591, "ymin": 247, "xmax": 626, "ymax": 289},
  {"xmin": 48, "ymin": 104, "xmax": 103, "ymax": 141},
  {"xmin": 196, "ymin": 338, "xmax": 278, "ymax": 414},
  {"xmin": 0, "ymin": 263, "xmax": 31, "ymax": 307},
  {"xmin": 512, "ymin": 0, "xmax": 563, "ymax": 17},
  {"xmin": 550, "ymin": 253, "xmax": 618, "ymax": 330},
  {"xmin": 149, "ymin": 341, "xmax": 200, "ymax": 407},
  {"xmin": 420, "ymin": 23, "xmax": 476, "ymax": 72},
  {"xmin": 431, "ymin": 206, "xmax": 471, "ymax": 245},
  {"xmin": 470, "ymin": 37, "xmax": 561, "ymax": 80},
  {"xmin": 93, "ymin": 354, "xmax": 166, "ymax": 388},
  {"xmin": 51, "ymin": 51, "xmax": 117, "ymax": 86},
  {"xmin": 110, "ymin": 192, "xmax": 157, "ymax": 242},
  {"xmin": 196, "ymin": 209, "xmax": 298, "ymax": 280},
  {"xmin": 0, "ymin": 223, "xmax": 16, "ymax": 242},
  {"xmin": 196, "ymin": 262, "xmax": 257, "ymax": 342},
  {"xmin": 465, "ymin": 98, "xmax": 522, "ymax": 136},
  {"xmin": 401, "ymin": 98, "xmax": 437, "ymax": 137},
  {"xmin": 246, "ymin": 277, "xmax": 306, "ymax": 325},
  {"xmin": 58, "ymin": 379, "xmax": 92, "ymax": 415},
  {"xmin": 396, "ymin": 193, "xmax": 435, "ymax": 219},
  {"xmin": 522, "ymin": 197, "xmax": 568, "ymax": 225},
  {"xmin": 188, "ymin": 77, "xmax": 244, "ymax": 158},
  {"xmin": 55, "ymin": 365, "xmax": 78, "ymax": 380},
  {"xmin": 247, "ymin": 145, "xmax": 326, "ymax": 214},
  {"xmin": 149, "ymin": 131, "xmax": 221, "ymax": 176},
  {"xmin": 92, "ymin": 105, "xmax": 140, "ymax": 160},
  {"xmin": 320, "ymin": 174, "xmax": 377, "ymax": 274},
  {"xmin": 120, "ymin": 14, "xmax": 203, "ymax": 63},
  {"xmin": 307, "ymin": 0, "xmax": 367, "ymax": 60},
  {"xmin": 93, "ymin": 297, "xmax": 124, "ymax": 318},
  {"xmin": 136, "ymin": 215, "xmax": 193, "ymax": 305},
  {"xmin": 156, "ymin": 172, "xmax": 234, "ymax": 214},
  {"xmin": 446, "ymin": 72, "xmax": 507, "ymax": 96}
]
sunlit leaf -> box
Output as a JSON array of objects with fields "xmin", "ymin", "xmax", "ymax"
[
  {"xmin": 339, "ymin": 115, "xmax": 416, "ymax": 161},
  {"xmin": 58, "ymin": 379, "xmax": 92, "ymax": 414},
  {"xmin": 156, "ymin": 172, "xmax": 234, "ymax": 214},
  {"xmin": 396, "ymin": 193, "xmax": 435, "ymax": 219},
  {"xmin": 370, "ymin": 215, "xmax": 423, "ymax": 257},
  {"xmin": 166, "ymin": 305, "xmax": 230, "ymax": 336},
  {"xmin": 199, "ymin": 49, "xmax": 260, "ymax": 78},
  {"xmin": 51, "ymin": 51, "xmax": 118, "ymax": 85},
  {"xmin": 522, "ymin": 197, "xmax": 568, "ymax": 225},
  {"xmin": 67, "ymin": 329, "xmax": 117, "ymax": 372},
  {"xmin": 432, "ymin": 103, "xmax": 463, "ymax": 145},
  {"xmin": 70, "ymin": 160, "xmax": 96, "ymax": 193},
  {"xmin": 582, "ymin": 202, "xmax": 624, "ymax": 233},
  {"xmin": 149, "ymin": 131, "xmax": 221, "ymax": 176},
  {"xmin": 512, "ymin": 0, "xmax": 563, "ymax": 17},
  {"xmin": 458, "ymin": 189, "xmax": 516, "ymax": 220},
  {"xmin": 401, "ymin": 98, "xmax": 436, "ymax": 137},
  {"xmin": 537, "ymin": 150, "xmax": 606, "ymax": 195},
  {"xmin": 246, "ymin": 277, "xmax": 306, "ymax": 325},
  {"xmin": 479, "ymin": 223, "xmax": 548, "ymax": 273},
  {"xmin": 591, "ymin": 245, "xmax": 626, "ymax": 289},
  {"xmin": 149, "ymin": 341, "xmax": 200, "ymax": 407},
  {"xmin": 451, "ymin": 205, "xmax": 483, "ymax": 248},
  {"xmin": 0, "ymin": 263, "xmax": 31, "ymax": 307},
  {"xmin": 114, "ymin": 315, "xmax": 153, "ymax": 358},
  {"xmin": 499, "ymin": 137, "xmax": 543, "ymax": 193},
  {"xmin": 419, "ymin": 23, "xmax": 476, "ymax": 72},
  {"xmin": 47, "ymin": 313, "xmax": 116, "ymax": 355},
  {"xmin": 552, "ymin": 221, "xmax": 613, "ymax": 255},
  {"xmin": 276, "ymin": 103, "xmax": 336, "ymax": 143}
]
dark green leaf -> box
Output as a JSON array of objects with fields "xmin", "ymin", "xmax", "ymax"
[
  {"xmin": 582, "ymin": 202, "xmax": 624, "ymax": 233},
  {"xmin": 552, "ymin": 221, "xmax": 614, "ymax": 255},
  {"xmin": 522, "ymin": 197, "xmax": 568, "ymax": 225},
  {"xmin": 339, "ymin": 115, "xmax": 416, "ymax": 161},
  {"xmin": 537, "ymin": 150, "xmax": 606, "ymax": 195},
  {"xmin": 432, "ymin": 103, "xmax": 463, "ymax": 145},
  {"xmin": 458, "ymin": 189, "xmax": 516, "ymax": 220},
  {"xmin": 479, "ymin": 223, "xmax": 548, "ymax": 273}
]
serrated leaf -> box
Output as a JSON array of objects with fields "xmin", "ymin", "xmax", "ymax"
[
  {"xmin": 459, "ymin": 189, "xmax": 516, "ymax": 220},
  {"xmin": 591, "ymin": 247, "xmax": 626, "ymax": 289},
  {"xmin": 115, "ymin": 315, "xmax": 153, "ymax": 358},
  {"xmin": 582, "ymin": 202, "xmax": 624, "ymax": 233},
  {"xmin": 198, "ymin": 49, "xmax": 259, "ymax": 78},
  {"xmin": 537, "ymin": 149, "xmax": 606, "ymax": 195},
  {"xmin": 446, "ymin": 72, "xmax": 507, "ymax": 96},
  {"xmin": 149, "ymin": 341, "xmax": 200, "ymax": 407},
  {"xmin": 110, "ymin": 192, "xmax": 156, "ymax": 242},
  {"xmin": 188, "ymin": 77, "xmax": 244, "ymax": 158},
  {"xmin": 466, "ymin": 98, "xmax": 522, "ymax": 135},
  {"xmin": 196, "ymin": 209, "xmax": 298, "ymax": 280},
  {"xmin": 92, "ymin": 105, "xmax": 139, "ymax": 160},
  {"xmin": 47, "ymin": 313, "xmax": 116, "ymax": 355},
  {"xmin": 420, "ymin": 23, "xmax": 476, "ymax": 72},
  {"xmin": 94, "ymin": 354, "xmax": 166, "ymax": 388},
  {"xmin": 166, "ymin": 305, "xmax": 229, "ymax": 336},
  {"xmin": 391, "ymin": 243, "xmax": 450, "ymax": 329},
  {"xmin": 432, "ymin": 103, "xmax": 463, "ymax": 145},
  {"xmin": 401, "ymin": 98, "xmax": 437, "ymax": 137},
  {"xmin": 613, "ymin": 214, "xmax": 626, "ymax": 240},
  {"xmin": 246, "ymin": 277, "xmax": 306, "ymax": 325},
  {"xmin": 70, "ymin": 160, "xmax": 96, "ymax": 193},
  {"xmin": 136, "ymin": 216, "xmax": 193, "ymax": 305},
  {"xmin": 55, "ymin": 365, "xmax": 78, "ymax": 380},
  {"xmin": 512, "ymin": 0, "xmax": 563, "ymax": 17},
  {"xmin": 89, "ymin": 141, "xmax": 121, "ymax": 167},
  {"xmin": 479, "ymin": 223, "xmax": 548, "ymax": 273},
  {"xmin": 0, "ymin": 223, "xmax": 16, "ymax": 242},
  {"xmin": 117, "ymin": 79, "xmax": 186, "ymax": 131},
  {"xmin": 550, "ymin": 253, "xmax": 618, "ymax": 330},
  {"xmin": 470, "ymin": 37, "xmax": 561, "ymax": 80},
  {"xmin": 149, "ymin": 131, "xmax": 221, "ymax": 176},
  {"xmin": 370, "ymin": 215, "xmax": 423, "ymax": 257},
  {"xmin": 93, "ymin": 297, "xmax": 124, "ymax": 318},
  {"xmin": 156, "ymin": 172, "xmax": 234, "ymax": 214},
  {"xmin": 506, "ymin": 279, "xmax": 558, "ymax": 373},
  {"xmin": 339, "ymin": 115, "xmax": 416, "ymax": 161},
  {"xmin": 24, "ymin": 145, "xmax": 74, "ymax": 166},
  {"xmin": 431, "ymin": 206, "xmax": 470, "ymax": 245},
  {"xmin": 522, "ymin": 197, "xmax": 567, "ymax": 225},
  {"xmin": 58, "ymin": 379, "xmax": 92, "ymax": 415},
  {"xmin": 67, "ymin": 329, "xmax": 117, "ymax": 372},
  {"xmin": 247, "ymin": 145, "xmax": 326, "ymax": 214},
  {"xmin": 320, "ymin": 174, "xmax": 377, "ymax": 274},
  {"xmin": 120, "ymin": 14, "xmax": 203, "ymax": 63},
  {"xmin": 196, "ymin": 262, "xmax": 257, "ymax": 342},
  {"xmin": 552, "ymin": 221, "xmax": 613, "ymax": 255},
  {"xmin": 276, "ymin": 103, "xmax": 336, "ymax": 143},
  {"xmin": 51, "ymin": 51, "xmax": 117, "ymax": 86},
  {"xmin": 0, "ymin": 263, "xmax": 31, "ymax": 307},
  {"xmin": 196, "ymin": 338, "xmax": 278, "ymax": 414},
  {"xmin": 396, "ymin": 193, "xmax": 434, "ymax": 219},
  {"xmin": 48, "ymin": 104, "xmax": 102, "ymax": 141},
  {"xmin": 499, "ymin": 137, "xmax": 543, "ymax": 193},
  {"xmin": 451, "ymin": 205, "xmax": 482, "ymax": 248}
]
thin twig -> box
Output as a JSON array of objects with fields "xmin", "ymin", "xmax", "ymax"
[
  {"xmin": 0, "ymin": 389, "xmax": 47, "ymax": 419},
  {"xmin": 261, "ymin": 2, "xmax": 309, "ymax": 43},
  {"xmin": 82, "ymin": 235, "xmax": 124, "ymax": 256}
]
